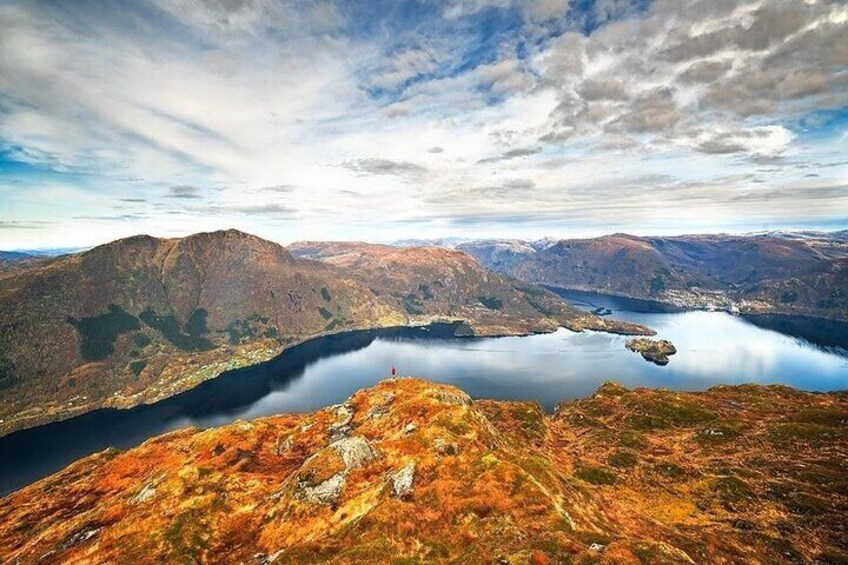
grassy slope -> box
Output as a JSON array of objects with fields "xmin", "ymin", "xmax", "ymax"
[{"xmin": 1, "ymin": 378, "xmax": 845, "ymax": 564}]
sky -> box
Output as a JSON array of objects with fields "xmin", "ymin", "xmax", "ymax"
[{"xmin": 0, "ymin": 0, "xmax": 847, "ymax": 249}]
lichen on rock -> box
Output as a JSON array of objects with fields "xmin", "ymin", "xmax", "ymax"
[
  {"xmin": 297, "ymin": 473, "xmax": 346, "ymax": 505},
  {"xmin": 329, "ymin": 436, "xmax": 378, "ymax": 471},
  {"xmin": 3, "ymin": 378, "xmax": 847, "ymax": 564},
  {"xmin": 390, "ymin": 462, "xmax": 415, "ymax": 497}
]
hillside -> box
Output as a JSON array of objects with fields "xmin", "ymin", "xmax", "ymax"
[
  {"xmin": 0, "ymin": 230, "xmax": 405, "ymax": 437},
  {"xmin": 288, "ymin": 242, "xmax": 649, "ymax": 337},
  {"xmin": 0, "ymin": 231, "xmax": 649, "ymax": 437},
  {"xmin": 458, "ymin": 233, "xmax": 848, "ymax": 320},
  {"xmin": 0, "ymin": 251, "xmax": 48, "ymax": 279},
  {"xmin": 2, "ymin": 378, "xmax": 845, "ymax": 563}
]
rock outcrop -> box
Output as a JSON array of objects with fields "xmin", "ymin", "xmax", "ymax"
[{"xmin": 626, "ymin": 337, "xmax": 678, "ymax": 365}]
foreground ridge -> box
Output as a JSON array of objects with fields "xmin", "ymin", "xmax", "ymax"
[{"xmin": 2, "ymin": 379, "xmax": 846, "ymax": 564}]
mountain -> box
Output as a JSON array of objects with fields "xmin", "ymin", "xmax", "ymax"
[
  {"xmin": 288, "ymin": 241, "xmax": 650, "ymax": 337},
  {"xmin": 0, "ymin": 230, "xmax": 406, "ymax": 437},
  {"xmin": 0, "ymin": 251, "xmax": 35, "ymax": 263},
  {"xmin": 0, "ymin": 251, "xmax": 47, "ymax": 278},
  {"xmin": 459, "ymin": 233, "xmax": 848, "ymax": 320},
  {"xmin": 390, "ymin": 237, "xmax": 472, "ymax": 248},
  {"xmin": 0, "ymin": 231, "xmax": 648, "ymax": 437},
  {"xmin": 2, "ymin": 378, "xmax": 845, "ymax": 563}
]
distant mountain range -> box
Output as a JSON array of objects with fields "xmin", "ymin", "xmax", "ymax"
[
  {"xmin": 457, "ymin": 232, "xmax": 848, "ymax": 320},
  {"xmin": 0, "ymin": 251, "xmax": 43, "ymax": 274},
  {"xmin": 0, "ymin": 230, "xmax": 645, "ymax": 437}
]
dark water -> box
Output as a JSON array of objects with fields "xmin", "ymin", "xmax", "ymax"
[{"xmin": 3, "ymin": 297, "xmax": 848, "ymax": 497}]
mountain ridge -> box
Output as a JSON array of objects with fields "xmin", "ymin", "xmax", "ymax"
[{"xmin": 457, "ymin": 232, "xmax": 848, "ymax": 320}]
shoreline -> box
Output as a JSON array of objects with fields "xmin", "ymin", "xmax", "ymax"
[
  {"xmin": 0, "ymin": 313, "xmax": 652, "ymax": 440},
  {"xmin": 0, "ymin": 320, "xmax": 642, "ymax": 497},
  {"xmin": 545, "ymin": 285, "xmax": 848, "ymax": 325},
  {"xmin": 2, "ymin": 314, "xmax": 846, "ymax": 498}
]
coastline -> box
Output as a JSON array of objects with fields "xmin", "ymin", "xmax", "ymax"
[
  {"xmin": 0, "ymin": 319, "xmax": 646, "ymax": 497},
  {"xmin": 546, "ymin": 284, "xmax": 848, "ymax": 324},
  {"xmin": 0, "ymin": 313, "xmax": 653, "ymax": 440}
]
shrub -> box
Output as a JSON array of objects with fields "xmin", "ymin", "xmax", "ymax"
[
  {"xmin": 68, "ymin": 304, "xmax": 141, "ymax": 361},
  {"xmin": 575, "ymin": 463, "xmax": 617, "ymax": 485},
  {"xmin": 478, "ymin": 296, "xmax": 503, "ymax": 310},
  {"xmin": 608, "ymin": 450, "xmax": 638, "ymax": 468}
]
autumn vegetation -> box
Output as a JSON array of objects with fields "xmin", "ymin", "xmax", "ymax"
[{"xmin": 2, "ymin": 378, "xmax": 846, "ymax": 564}]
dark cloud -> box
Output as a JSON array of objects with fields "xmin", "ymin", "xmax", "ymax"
[
  {"xmin": 696, "ymin": 139, "xmax": 747, "ymax": 155},
  {"xmin": 678, "ymin": 60, "xmax": 733, "ymax": 84},
  {"xmin": 607, "ymin": 87, "xmax": 679, "ymax": 134},
  {"xmin": 427, "ymin": 146, "xmax": 444, "ymax": 153},
  {"xmin": 579, "ymin": 78, "xmax": 628, "ymax": 101}
]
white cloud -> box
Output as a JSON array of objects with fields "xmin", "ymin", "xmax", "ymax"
[{"xmin": 0, "ymin": 0, "xmax": 846, "ymax": 248}]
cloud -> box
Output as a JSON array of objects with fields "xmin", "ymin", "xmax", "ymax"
[
  {"xmin": 607, "ymin": 87, "xmax": 681, "ymax": 134},
  {"xmin": 341, "ymin": 158, "xmax": 429, "ymax": 181},
  {"xmin": 0, "ymin": 220, "xmax": 54, "ymax": 230},
  {"xmin": 168, "ymin": 185, "xmax": 201, "ymax": 199},
  {"xmin": 538, "ymin": 0, "xmax": 848, "ymax": 153},
  {"xmin": 369, "ymin": 47, "xmax": 445, "ymax": 91},
  {"xmin": 260, "ymin": 184, "xmax": 296, "ymax": 193},
  {"xmin": 443, "ymin": 0, "xmax": 570, "ymax": 25},
  {"xmin": 503, "ymin": 178, "xmax": 535, "ymax": 189},
  {"xmin": 693, "ymin": 127, "xmax": 793, "ymax": 156},
  {"xmin": 678, "ymin": 60, "xmax": 733, "ymax": 84},
  {"xmin": 0, "ymin": 0, "xmax": 846, "ymax": 248},
  {"xmin": 181, "ymin": 202, "xmax": 297, "ymax": 217},
  {"xmin": 477, "ymin": 146, "xmax": 542, "ymax": 164},
  {"xmin": 225, "ymin": 203, "xmax": 295, "ymax": 216},
  {"xmin": 149, "ymin": 0, "xmax": 343, "ymax": 36}
]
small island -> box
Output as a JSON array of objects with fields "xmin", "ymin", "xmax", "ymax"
[{"xmin": 626, "ymin": 337, "xmax": 677, "ymax": 365}]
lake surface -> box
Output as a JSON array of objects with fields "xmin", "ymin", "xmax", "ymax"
[{"xmin": 2, "ymin": 293, "xmax": 848, "ymax": 496}]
